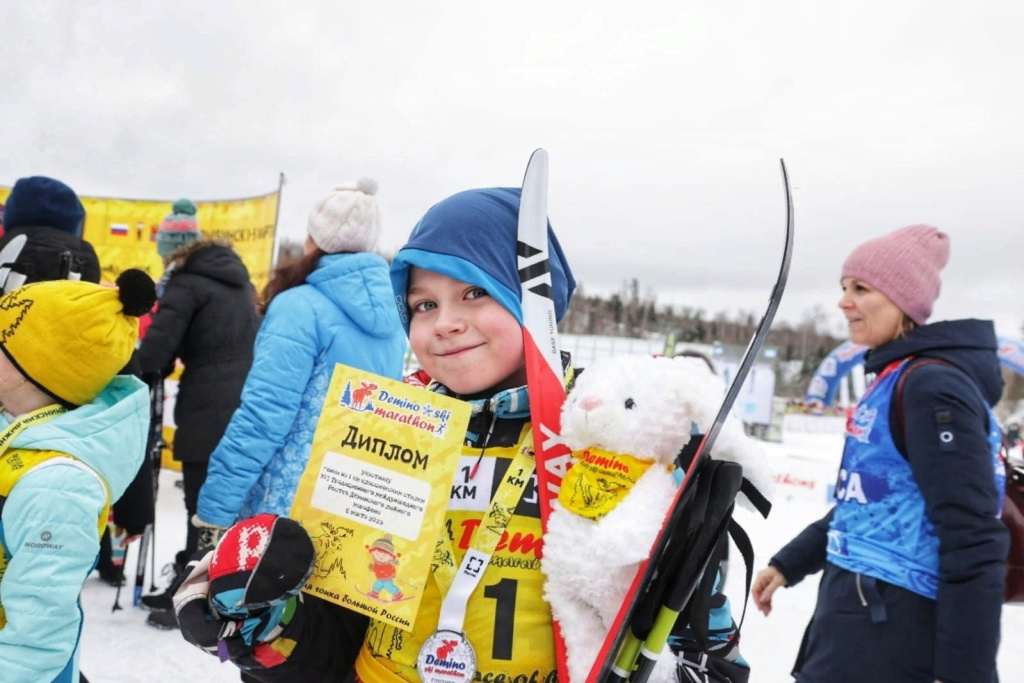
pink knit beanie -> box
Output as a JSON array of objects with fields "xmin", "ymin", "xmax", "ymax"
[{"xmin": 841, "ymin": 224, "xmax": 950, "ymax": 325}]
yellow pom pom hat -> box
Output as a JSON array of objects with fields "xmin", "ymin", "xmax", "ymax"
[{"xmin": 0, "ymin": 270, "xmax": 157, "ymax": 407}]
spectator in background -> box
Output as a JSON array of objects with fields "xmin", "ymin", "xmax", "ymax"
[
  {"xmin": 0, "ymin": 175, "xmax": 99, "ymax": 291},
  {"xmin": 192, "ymin": 179, "xmax": 406, "ymax": 547},
  {"xmin": 136, "ymin": 198, "xmax": 259, "ymax": 628},
  {"xmin": 752, "ymin": 225, "xmax": 1008, "ymax": 683}
]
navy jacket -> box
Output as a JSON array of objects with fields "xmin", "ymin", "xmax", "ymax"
[{"xmin": 772, "ymin": 319, "xmax": 1008, "ymax": 683}]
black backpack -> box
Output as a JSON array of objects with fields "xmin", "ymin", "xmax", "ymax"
[{"xmin": 0, "ymin": 226, "xmax": 101, "ymax": 291}]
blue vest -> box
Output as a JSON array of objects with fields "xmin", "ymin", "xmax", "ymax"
[{"xmin": 827, "ymin": 360, "xmax": 1003, "ymax": 599}]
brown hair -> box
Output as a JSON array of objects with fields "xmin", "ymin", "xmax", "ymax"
[{"xmin": 259, "ymin": 247, "xmax": 326, "ymax": 314}]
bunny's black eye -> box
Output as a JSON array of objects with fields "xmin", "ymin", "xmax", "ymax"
[{"xmin": 624, "ymin": 398, "xmax": 636, "ymax": 409}]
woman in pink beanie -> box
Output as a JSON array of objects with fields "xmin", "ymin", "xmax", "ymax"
[{"xmin": 752, "ymin": 225, "xmax": 1008, "ymax": 683}]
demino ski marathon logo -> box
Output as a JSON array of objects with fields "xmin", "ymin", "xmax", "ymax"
[
  {"xmin": 420, "ymin": 638, "xmax": 470, "ymax": 679},
  {"xmin": 339, "ymin": 380, "xmax": 454, "ymax": 438}
]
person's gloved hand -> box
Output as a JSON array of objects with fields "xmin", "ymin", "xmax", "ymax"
[
  {"xmin": 173, "ymin": 514, "xmax": 315, "ymax": 658},
  {"xmin": 191, "ymin": 514, "xmax": 230, "ymax": 551},
  {"xmin": 172, "ymin": 547, "xmax": 243, "ymax": 656}
]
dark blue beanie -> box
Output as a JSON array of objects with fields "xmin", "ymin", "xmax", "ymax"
[{"xmin": 3, "ymin": 176, "xmax": 86, "ymax": 237}]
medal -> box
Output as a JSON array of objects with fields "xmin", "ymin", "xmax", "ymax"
[
  {"xmin": 419, "ymin": 443, "xmax": 534, "ymax": 682},
  {"xmin": 416, "ymin": 629, "xmax": 477, "ymax": 683}
]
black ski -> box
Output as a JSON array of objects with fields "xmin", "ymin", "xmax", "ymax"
[{"xmin": 587, "ymin": 159, "xmax": 794, "ymax": 682}]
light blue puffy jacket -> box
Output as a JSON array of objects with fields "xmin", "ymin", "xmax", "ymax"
[
  {"xmin": 197, "ymin": 252, "xmax": 407, "ymax": 527},
  {"xmin": 0, "ymin": 376, "xmax": 149, "ymax": 682}
]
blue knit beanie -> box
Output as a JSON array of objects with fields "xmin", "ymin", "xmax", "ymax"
[
  {"xmin": 156, "ymin": 199, "xmax": 202, "ymax": 257},
  {"xmin": 3, "ymin": 176, "xmax": 86, "ymax": 237},
  {"xmin": 390, "ymin": 187, "xmax": 576, "ymax": 331}
]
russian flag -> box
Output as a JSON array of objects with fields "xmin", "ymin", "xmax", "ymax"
[{"xmin": 110, "ymin": 223, "xmax": 129, "ymax": 236}]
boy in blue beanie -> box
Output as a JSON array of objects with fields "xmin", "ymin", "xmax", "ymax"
[{"xmin": 169, "ymin": 186, "xmax": 578, "ymax": 682}]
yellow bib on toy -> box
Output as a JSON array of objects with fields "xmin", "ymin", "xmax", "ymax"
[{"xmin": 559, "ymin": 448, "xmax": 657, "ymax": 521}]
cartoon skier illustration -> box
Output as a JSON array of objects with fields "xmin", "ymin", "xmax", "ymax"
[{"xmin": 366, "ymin": 534, "xmax": 404, "ymax": 601}]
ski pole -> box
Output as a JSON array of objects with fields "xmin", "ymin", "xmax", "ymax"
[
  {"xmin": 630, "ymin": 461, "xmax": 751, "ymax": 683},
  {"xmin": 112, "ymin": 583, "xmax": 123, "ymax": 612},
  {"xmin": 148, "ymin": 373, "xmax": 164, "ymax": 593},
  {"xmin": 111, "ymin": 558, "xmax": 126, "ymax": 612},
  {"xmin": 603, "ymin": 444, "xmax": 705, "ymax": 681},
  {"xmin": 607, "ymin": 632, "xmax": 642, "ymax": 683},
  {"xmin": 133, "ymin": 524, "xmax": 152, "ymax": 606},
  {"xmin": 149, "ymin": 525, "xmax": 159, "ymax": 592}
]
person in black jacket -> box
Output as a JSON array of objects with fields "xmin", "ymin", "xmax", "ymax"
[
  {"xmin": 136, "ymin": 199, "xmax": 259, "ymax": 621},
  {"xmin": 0, "ymin": 175, "xmax": 100, "ymax": 291},
  {"xmin": 752, "ymin": 225, "xmax": 1009, "ymax": 683}
]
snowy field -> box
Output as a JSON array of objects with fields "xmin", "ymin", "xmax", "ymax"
[{"xmin": 80, "ymin": 430, "xmax": 1024, "ymax": 682}]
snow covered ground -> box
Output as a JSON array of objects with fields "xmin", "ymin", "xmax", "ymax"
[{"xmin": 79, "ymin": 430, "xmax": 1024, "ymax": 682}]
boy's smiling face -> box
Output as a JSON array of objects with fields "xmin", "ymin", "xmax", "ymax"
[{"xmin": 407, "ymin": 267, "xmax": 526, "ymax": 396}]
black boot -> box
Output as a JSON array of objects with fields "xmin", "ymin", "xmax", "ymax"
[
  {"xmin": 140, "ymin": 551, "xmax": 188, "ymax": 612},
  {"xmin": 146, "ymin": 609, "xmax": 179, "ymax": 630},
  {"xmin": 140, "ymin": 590, "xmax": 173, "ymax": 611}
]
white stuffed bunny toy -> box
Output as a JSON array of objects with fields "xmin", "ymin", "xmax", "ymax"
[{"xmin": 541, "ymin": 354, "xmax": 772, "ymax": 683}]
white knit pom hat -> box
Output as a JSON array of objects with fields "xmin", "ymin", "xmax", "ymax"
[{"xmin": 307, "ymin": 178, "xmax": 381, "ymax": 253}]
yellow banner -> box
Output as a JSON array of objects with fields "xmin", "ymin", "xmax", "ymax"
[
  {"xmin": 1, "ymin": 184, "xmax": 279, "ymax": 472},
  {"xmin": 290, "ymin": 364, "xmax": 471, "ymax": 631},
  {"xmin": 0, "ymin": 184, "xmax": 280, "ymax": 290}
]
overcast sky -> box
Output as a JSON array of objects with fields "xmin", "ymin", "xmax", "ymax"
[{"xmin": 2, "ymin": 1, "xmax": 1022, "ymax": 338}]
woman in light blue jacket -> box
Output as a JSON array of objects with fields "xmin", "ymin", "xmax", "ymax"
[{"xmin": 195, "ymin": 180, "xmax": 406, "ymax": 538}]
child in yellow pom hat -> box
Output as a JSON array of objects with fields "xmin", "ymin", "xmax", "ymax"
[{"xmin": 0, "ymin": 270, "xmax": 156, "ymax": 683}]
